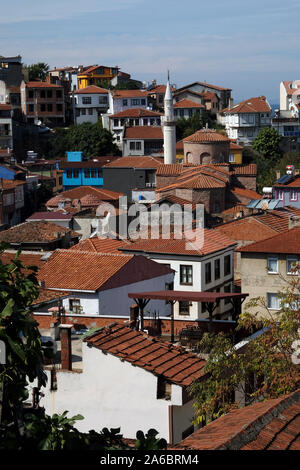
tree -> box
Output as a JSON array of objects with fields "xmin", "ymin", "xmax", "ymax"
[
  {"xmin": 252, "ymin": 127, "xmax": 282, "ymax": 161},
  {"xmin": 0, "ymin": 246, "xmax": 167, "ymax": 450},
  {"xmin": 24, "ymin": 63, "xmax": 49, "ymax": 82},
  {"xmin": 48, "ymin": 122, "xmax": 121, "ymax": 158},
  {"xmin": 189, "ymin": 273, "xmax": 300, "ymax": 425},
  {"xmin": 176, "ymin": 110, "xmax": 215, "ymax": 141}
]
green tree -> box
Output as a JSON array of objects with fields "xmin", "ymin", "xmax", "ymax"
[
  {"xmin": 24, "ymin": 62, "xmax": 49, "ymax": 82},
  {"xmin": 48, "ymin": 122, "xmax": 121, "ymax": 158},
  {"xmin": 189, "ymin": 277, "xmax": 300, "ymax": 425},
  {"xmin": 176, "ymin": 110, "xmax": 215, "ymax": 141},
  {"xmin": 252, "ymin": 127, "xmax": 282, "ymax": 161}
]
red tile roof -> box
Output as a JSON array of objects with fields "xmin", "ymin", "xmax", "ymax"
[
  {"xmin": 37, "ymin": 250, "xmax": 173, "ymax": 292},
  {"xmin": 104, "ymin": 155, "xmax": 163, "ymax": 169},
  {"xmin": 121, "ymin": 228, "xmax": 236, "ymax": 256},
  {"xmin": 237, "ymin": 227, "xmax": 300, "ymax": 254},
  {"xmin": 0, "ymin": 221, "xmax": 79, "ymax": 244},
  {"xmin": 215, "ymin": 217, "xmax": 277, "ymax": 244},
  {"xmin": 84, "ymin": 323, "xmax": 206, "ymax": 386},
  {"xmin": 155, "ymin": 194, "xmax": 198, "ymax": 210},
  {"xmin": 46, "ymin": 186, "xmax": 123, "ymax": 207},
  {"xmin": 274, "ymin": 175, "xmax": 300, "ymax": 187},
  {"xmin": 175, "ymin": 389, "xmax": 300, "ymax": 450},
  {"xmin": 255, "ymin": 210, "xmax": 290, "ymax": 232},
  {"xmin": 111, "ymin": 90, "xmax": 149, "ymax": 99},
  {"xmin": 25, "ymin": 81, "xmax": 63, "ymax": 89},
  {"xmin": 177, "ymin": 81, "xmax": 231, "ymax": 92},
  {"xmin": 70, "ymin": 236, "xmax": 130, "ymax": 253},
  {"xmin": 230, "ymin": 186, "xmax": 262, "ymax": 200},
  {"xmin": 32, "ymin": 288, "xmax": 70, "ymax": 306},
  {"xmin": 124, "ymin": 126, "xmax": 163, "ymax": 140},
  {"xmin": 283, "ymin": 80, "xmax": 300, "ymax": 96},
  {"xmin": 222, "ymin": 96, "xmax": 271, "ymax": 114},
  {"xmin": 173, "ymin": 99, "xmax": 204, "ymax": 109},
  {"xmin": 231, "ymin": 163, "xmax": 257, "ymax": 175},
  {"xmin": 0, "ymin": 251, "xmax": 46, "ymax": 270},
  {"xmin": 1, "ymin": 179, "xmax": 25, "ymax": 190},
  {"xmin": 156, "ymin": 163, "xmax": 183, "ymax": 176},
  {"xmin": 73, "ymin": 85, "xmax": 108, "ymax": 94},
  {"xmin": 230, "ymin": 141, "xmax": 243, "ymax": 150},
  {"xmin": 110, "ymin": 108, "xmax": 162, "ymax": 118},
  {"xmin": 183, "ymin": 129, "xmax": 230, "ymax": 143}
]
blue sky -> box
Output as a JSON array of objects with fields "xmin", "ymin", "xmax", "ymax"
[{"xmin": 1, "ymin": 0, "xmax": 299, "ymax": 103}]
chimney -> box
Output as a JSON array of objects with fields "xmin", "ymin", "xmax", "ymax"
[
  {"xmin": 59, "ymin": 324, "xmax": 73, "ymax": 371},
  {"xmin": 289, "ymin": 216, "xmax": 300, "ymax": 230},
  {"xmin": 130, "ymin": 303, "xmax": 139, "ymax": 329}
]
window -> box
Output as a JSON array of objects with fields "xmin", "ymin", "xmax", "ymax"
[
  {"xmin": 73, "ymin": 169, "xmax": 79, "ymax": 178},
  {"xmin": 267, "ymin": 293, "xmax": 280, "ymax": 310},
  {"xmin": 188, "ymin": 109, "xmax": 193, "ymax": 118},
  {"xmin": 47, "ymin": 103, "xmax": 53, "ymax": 112},
  {"xmin": 97, "ymin": 169, "xmax": 103, "ymax": 178},
  {"xmin": 130, "ymin": 141, "xmax": 136, "ymax": 150},
  {"xmin": 143, "ymin": 118, "xmax": 148, "ymax": 125},
  {"xmin": 214, "ymin": 259, "xmax": 220, "ymax": 280},
  {"xmin": 141, "ymin": 99, "xmax": 146, "ymax": 106},
  {"xmin": 224, "ymin": 255, "xmax": 231, "ymax": 276},
  {"xmin": 278, "ymin": 190, "xmax": 284, "ymax": 201},
  {"xmin": 88, "ymin": 108, "xmax": 93, "ymax": 115},
  {"xmin": 205, "ymin": 262, "xmax": 211, "ymax": 284},
  {"xmin": 291, "ymin": 190, "xmax": 297, "ymax": 201},
  {"xmin": 179, "ymin": 301, "xmax": 190, "ymax": 316},
  {"xmin": 29, "ymin": 104, "xmax": 34, "ymax": 112},
  {"xmin": 179, "ymin": 109, "xmax": 184, "ymax": 117},
  {"xmin": 131, "ymin": 99, "xmax": 140, "ymax": 106},
  {"xmin": 28, "ymin": 91, "xmax": 34, "ymax": 99},
  {"xmin": 56, "ymin": 103, "xmax": 63, "ymax": 112},
  {"xmin": 47, "ymin": 90, "xmax": 52, "ymax": 98},
  {"xmin": 40, "ymin": 90, "xmax": 46, "ymax": 99},
  {"xmin": 40, "ymin": 104, "xmax": 46, "ymax": 112},
  {"xmin": 56, "ymin": 90, "xmax": 62, "ymax": 99},
  {"xmin": 69, "ymin": 298, "xmax": 81, "ymax": 313},
  {"xmin": 136, "ymin": 141, "xmax": 141, "ymax": 151},
  {"xmin": 81, "ymin": 108, "xmax": 86, "ymax": 115},
  {"xmin": 229, "ymin": 153, "xmax": 235, "ymax": 162},
  {"xmin": 66, "ymin": 170, "xmax": 72, "ymax": 178},
  {"xmin": 123, "ymin": 99, "xmax": 128, "ymax": 106},
  {"xmin": 180, "ymin": 265, "xmax": 193, "ymax": 285},
  {"xmin": 84, "ymin": 169, "xmax": 90, "ymax": 178},
  {"xmin": 91, "ymin": 169, "xmax": 97, "ymax": 178},
  {"xmin": 82, "ymin": 97, "xmax": 91, "ymax": 104},
  {"xmin": 157, "ymin": 378, "xmax": 171, "ymax": 399},
  {"xmin": 99, "ymin": 96, "xmax": 107, "ymax": 104},
  {"xmin": 287, "ymin": 256, "xmax": 298, "ymax": 275},
  {"xmin": 113, "ymin": 119, "xmax": 119, "ymax": 127},
  {"xmin": 267, "ymin": 256, "xmax": 278, "ymax": 274}
]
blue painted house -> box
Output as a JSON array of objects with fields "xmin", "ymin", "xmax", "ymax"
[
  {"xmin": 273, "ymin": 173, "xmax": 300, "ymax": 209},
  {"xmin": 60, "ymin": 152, "xmax": 119, "ymax": 191}
]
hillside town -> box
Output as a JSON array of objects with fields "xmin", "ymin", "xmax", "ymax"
[{"xmin": 0, "ymin": 54, "xmax": 299, "ymax": 452}]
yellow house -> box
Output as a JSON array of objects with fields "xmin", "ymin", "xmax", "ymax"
[
  {"xmin": 77, "ymin": 65, "xmax": 119, "ymax": 89},
  {"xmin": 229, "ymin": 141, "xmax": 243, "ymax": 164}
]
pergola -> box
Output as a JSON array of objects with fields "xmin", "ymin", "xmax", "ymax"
[{"xmin": 128, "ymin": 290, "xmax": 249, "ymax": 342}]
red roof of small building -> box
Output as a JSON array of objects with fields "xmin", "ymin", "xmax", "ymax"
[
  {"xmin": 37, "ymin": 250, "xmax": 173, "ymax": 292},
  {"xmin": 175, "ymin": 389, "xmax": 300, "ymax": 450},
  {"xmin": 0, "ymin": 251, "xmax": 46, "ymax": 270},
  {"xmin": 104, "ymin": 155, "xmax": 163, "ymax": 169},
  {"xmin": 73, "ymin": 85, "xmax": 108, "ymax": 94},
  {"xmin": 0, "ymin": 221, "xmax": 79, "ymax": 244},
  {"xmin": 25, "ymin": 81, "xmax": 63, "ymax": 89},
  {"xmin": 110, "ymin": 108, "xmax": 162, "ymax": 118},
  {"xmin": 231, "ymin": 164, "xmax": 257, "ymax": 175},
  {"xmin": 183, "ymin": 129, "xmax": 230, "ymax": 143},
  {"xmin": 173, "ymin": 99, "xmax": 204, "ymax": 109},
  {"xmin": 230, "ymin": 186, "xmax": 262, "ymax": 200},
  {"xmin": 237, "ymin": 227, "xmax": 300, "ymax": 254},
  {"xmin": 222, "ymin": 96, "xmax": 271, "ymax": 114},
  {"xmin": 124, "ymin": 126, "xmax": 163, "ymax": 140},
  {"xmin": 84, "ymin": 323, "xmax": 206, "ymax": 387},
  {"xmin": 274, "ymin": 175, "xmax": 300, "ymax": 188},
  {"xmin": 46, "ymin": 186, "xmax": 123, "ymax": 207},
  {"xmin": 70, "ymin": 236, "xmax": 130, "ymax": 253},
  {"xmin": 111, "ymin": 90, "xmax": 149, "ymax": 99},
  {"xmin": 156, "ymin": 163, "xmax": 183, "ymax": 176}
]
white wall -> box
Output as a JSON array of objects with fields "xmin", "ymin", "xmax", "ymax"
[{"xmin": 33, "ymin": 343, "xmax": 190, "ymax": 443}]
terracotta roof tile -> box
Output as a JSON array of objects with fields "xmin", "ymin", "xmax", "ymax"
[
  {"xmin": 0, "ymin": 221, "xmax": 79, "ymax": 244},
  {"xmin": 230, "ymin": 186, "xmax": 262, "ymax": 200},
  {"xmin": 84, "ymin": 323, "xmax": 206, "ymax": 386},
  {"xmin": 175, "ymin": 389, "xmax": 300, "ymax": 450},
  {"xmin": 215, "ymin": 217, "xmax": 277, "ymax": 244},
  {"xmin": 231, "ymin": 164, "xmax": 257, "ymax": 176},
  {"xmin": 111, "ymin": 90, "xmax": 149, "ymax": 99},
  {"xmin": 32, "ymin": 288, "xmax": 70, "ymax": 306},
  {"xmin": 70, "ymin": 237, "xmax": 130, "ymax": 253},
  {"xmin": 124, "ymin": 126, "xmax": 163, "ymax": 140},
  {"xmin": 222, "ymin": 96, "xmax": 271, "ymax": 114},
  {"xmin": 37, "ymin": 250, "xmax": 173, "ymax": 291},
  {"xmin": 46, "ymin": 186, "xmax": 123, "ymax": 208},
  {"xmin": 25, "ymin": 81, "xmax": 63, "ymax": 89},
  {"xmin": 173, "ymin": 99, "xmax": 204, "ymax": 109},
  {"xmin": 73, "ymin": 85, "xmax": 108, "ymax": 94},
  {"xmin": 0, "ymin": 251, "xmax": 46, "ymax": 270},
  {"xmin": 156, "ymin": 164, "xmax": 183, "ymax": 176},
  {"xmin": 184, "ymin": 129, "xmax": 230, "ymax": 143},
  {"xmin": 110, "ymin": 108, "xmax": 162, "ymax": 118},
  {"xmin": 121, "ymin": 228, "xmax": 236, "ymax": 256},
  {"xmin": 237, "ymin": 226, "xmax": 300, "ymax": 254},
  {"xmin": 104, "ymin": 155, "xmax": 163, "ymax": 169},
  {"xmin": 255, "ymin": 210, "xmax": 290, "ymax": 232}
]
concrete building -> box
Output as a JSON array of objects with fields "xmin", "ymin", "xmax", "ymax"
[
  {"xmin": 122, "ymin": 126, "xmax": 163, "ymax": 156},
  {"xmin": 20, "ymin": 81, "xmax": 65, "ymax": 126},
  {"xmin": 107, "ymin": 89, "xmax": 149, "ymax": 115},
  {"xmin": 217, "ymin": 96, "xmax": 272, "ymax": 145},
  {"xmin": 29, "ymin": 323, "xmax": 206, "ymax": 444},
  {"xmin": 238, "ymin": 226, "xmax": 300, "ymax": 317},
  {"xmin": 73, "ymin": 85, "xmax": 109, "ymax": 124}
]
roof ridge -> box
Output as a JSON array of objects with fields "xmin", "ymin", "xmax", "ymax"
[{"xmin": 56, "ymin": 249, "xmax": 133, "ymax": 257}]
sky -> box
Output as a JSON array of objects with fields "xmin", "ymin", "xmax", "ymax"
[{"xmin": 1, "ymin": 0, "xmax": 299, "ymax": 103}]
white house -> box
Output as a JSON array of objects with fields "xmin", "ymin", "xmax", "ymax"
[
  {"xmin": 36, "ymin": 250, "xmax": 174, "ymax": 324},
  {"xmin": 120, "ymin": 228, "xmax": 237, "ymax": 322},
  {"xmin": 107, "ymin": 89, "xmax": 150, "ymax": 116},
  {"xmin": 217, "ymin": 96, "xmax": 272, "ymax": 145},
  {"xmin": 30, "ymin": 322, "xmax": 206, "ymax": 444},
  {"xmin": 280, "ymin": 80, "xmax": 300, "ymax": 116},
  {"xmin": 73, "ymin": 85, "xmax": 109, "ymax": 124}
]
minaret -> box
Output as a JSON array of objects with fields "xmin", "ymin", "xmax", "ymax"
[{"xmin": 162, "ymin": 74, "xmax": 176, "ymax": 164}]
